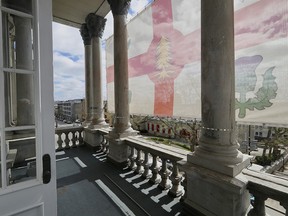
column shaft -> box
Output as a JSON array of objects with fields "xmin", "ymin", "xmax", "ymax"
[
  {"xmin": 195, "ymin": 0, "xmax": 242, "ymax": 165},
  {"xmin": 84, "ymin": 44, "xmax": 92, "ymax": 122},
  {"xmin": 90, "ymin": 36, "xmax": 105, "ymax": 126},
  {"xmin": 183, "ymin": 1, "xmax": 250, "ymax": 215},
  {"xmin": 85, "ymin": 14, "xmax": 107, "ymax": 128},
  {"xmin": 112, "ymin": 14, "xmax": 131, "ymax": 134},
  {"xmin": 106, "ymin": 0, "xmax": 136, "ymax": 165},
  {"xmin": 80, "ymin": 23, "xmax": 92, "ymax": 124}
]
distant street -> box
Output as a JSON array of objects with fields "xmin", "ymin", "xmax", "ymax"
[{"xmin": 55, "ymin": 120, "xmax": 81, "ymax": 128}]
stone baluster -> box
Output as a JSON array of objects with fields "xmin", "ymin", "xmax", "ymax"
[
  {"xmin": 64, "ymin": 132, "xmax": 70, "ymax": 149},
  {"xmin": 71, "ymin": 131, "xmax": 77, "ymax": 148},
  {"xmin": 104, "ymin": 138, "xmax": 109, "ymax": 154},
  {"xmin": 169, "ymin": 161, "xmax": 184, "ymax": 197},
  {"xmin": 78, "ymin": 130, "xmax": 84, "ymax": 145},
  {"xmin": 134, "ymin": 148, "xmax": 144, "ymax": 174},
  {"xmin": 128, "ymin": 147, "xmax": 137, "ymax": 170},
  {"xmin": 149, "ymin": 154, "xmax": 161, "ymax": 184},
  {"xmin": 142, "ymin": 152, "xmax": 152, "ymax": 179},
  {"xmin": 158, "ymin": 158, "xmax": 172, "ymax": 190},
  {"xmin": 180, "ymin": 171, "xmax": 187, "ymax": 201},
  {"xmin": 56, "ymin": 132, "xmax": 63, "ymax": 151},
  {"xmin": 100, "ymin": 134, "xmax": 106, "ymax": 152},
  {"xmin": 249, "ymin": 192, "xmax": 267, "ymax": 216}
]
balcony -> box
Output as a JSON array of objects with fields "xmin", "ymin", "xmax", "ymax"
[{"xmin": 55, "ymin": 126, "xmax": 288, "ymax": 216}]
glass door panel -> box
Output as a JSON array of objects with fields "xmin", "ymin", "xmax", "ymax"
[
  {"xmin": 2, "ymin": 12, "xmax": 34, "ymax": 70},
  {"xmin": 4, "ymin": 72, "xmax": 35, "ymax": 127},
  {"xmin": 5, "ymin": 129, "xmax": 36, "ymax": 185},
  {"xmin": 1, "ymin": 0, "xmax": 36, "ymax": 189}
]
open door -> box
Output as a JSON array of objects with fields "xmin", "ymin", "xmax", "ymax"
[{"xmin": 0, "ymin": 0, "xmax": 57, "ymax": 215}]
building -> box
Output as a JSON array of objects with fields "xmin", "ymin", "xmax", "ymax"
[
  {"xmin": 0, "ymin": 0, "xmax": 287, "ymax": 216},
  {"xmin": 55, "ymin": 99, "xmax": 85, "ymax": 122}
]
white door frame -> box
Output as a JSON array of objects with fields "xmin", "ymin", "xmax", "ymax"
[{"xmin": 0, "ymin": 0, "xmax": 57, "ymax": 215}]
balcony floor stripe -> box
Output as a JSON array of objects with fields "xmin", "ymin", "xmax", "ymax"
[
  {"xmin": 56, "ymin": 157, "xmax": 69, "ymax": 162},
  {"xmin": 74, "ymin": 157, "xmax": 87, "ymax": 168},
  {"xmin": 95, "ymin": 179, "xmax": 136, "ymax": 216}
]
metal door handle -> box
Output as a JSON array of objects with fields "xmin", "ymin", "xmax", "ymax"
[{"xmin": 42, "ymin": 154, "xmax": 51, "ymax": 184}]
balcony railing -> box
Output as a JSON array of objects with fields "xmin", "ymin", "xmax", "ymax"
[
  {"xmin": 123, "ymin": 136, "xmax": 188, "ymax": 198},
  {"xmin": 243, "ymin": 168, "xmax": 288, "ymax": 215},
  {"xmin": 55, "ymin": 126, "xmax": 288, "ymax": 215},
  {"xmin": 55, "ymin": 126, "xmax": 84, "ymax": 151}
]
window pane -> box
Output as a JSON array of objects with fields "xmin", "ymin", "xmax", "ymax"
[
  {"xmin": 4, "ymin": 72, "xmax": 35, "ymax": 127},
  {"xmin": 6, "ymin": 129, "xmax": 36, "ymax": 185},
  {"xmin": 2, "ymin": 13, "xmax": 34, "ymax": 70},
  {"xmin": 1, "ymin": 0, "xmax": 32, "ymax": 15}
]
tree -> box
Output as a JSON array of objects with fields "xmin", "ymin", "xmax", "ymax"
[{"xmin": 257, "ymin": 126, "xmax": 288, "ymax": 166}]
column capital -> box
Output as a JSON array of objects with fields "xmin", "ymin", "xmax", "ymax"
[
  {"xmin": 107, "ymin": 0, "xmax": 131, "ymax": 16},
  {"xmin": 80, "ymin": 23, "xmax": 91, "ymax": 45},
  {"xmin": 85, "ymin": 13, "xmax": 106, "ymax": 38}
]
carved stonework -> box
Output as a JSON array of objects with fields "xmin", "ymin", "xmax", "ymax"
[
  {"xmin": 80, "ymin": 23, "xmax": 91, "ymax": 45},
  {"xmin": 85, "ymin": 13, "xmax": 106, "ymax": 38},
  {"xmin": 107, "ymin": 0, "xmax": 131, "ymax": 16}
]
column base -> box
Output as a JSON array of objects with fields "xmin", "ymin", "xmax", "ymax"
[
  {"xmin": 82, "ymin": 120, "xmax": 92, "ymax": 127},
  {"xmin": 182, "ymin": 164, "xmax": 250, "ymax": 216},
  {"xmin": 106, "ymin": 138, "xmax": 129, "ymax": 165},
  {"xmin": 106, "ymin": 128, "xmax": 138, "ymax": 165},
  {"xmin": 187, "ymin": 152, "xmax": 251, "ymax": 177},
  {"xmin": 87, "ymin": 121, "xmax": 108, "ymax": 129},
  {"xmin": 84, "ymin": 126, "xmax": 109, "ymax": 150},
  {"xmin": 108, "ymin": 127, "xmax": 139, "ymax": 139}
]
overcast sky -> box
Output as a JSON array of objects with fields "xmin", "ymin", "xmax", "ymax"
[{"xmin": 53, "ymin": 0, "xmax": 152, "ymax": 101}]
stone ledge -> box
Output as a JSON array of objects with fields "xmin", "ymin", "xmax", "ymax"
[
  {"xmin": 126, "ymin": 135, "xmax": 190, "ymax": 157},
  {"xmin": 243, "ymin": 168, "xmax": 288, "ymax": 200},
  {"xmin": 187, "ymin": 152, "xmax": 251, "ymax": 177}
]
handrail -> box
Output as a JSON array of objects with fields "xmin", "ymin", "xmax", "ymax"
[{"xmin": 243, "ymin": 168, "xmax": 288, "ymax": 215}]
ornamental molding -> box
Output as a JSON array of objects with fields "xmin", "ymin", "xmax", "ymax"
[
  {"xmin": 85, "ymin": 13, "xmax": 106, "ymax": 38},
  {"xmin": 80, "ymin": 23, "xmax": 91, "ymax": 45},
  {"xmin": 107, "ymin": 0, "xmax": 131, "ymax": 16}
]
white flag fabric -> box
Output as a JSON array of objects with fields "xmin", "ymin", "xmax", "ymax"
[{"xmin": 106, "ymin": 0, "xmax": 288, "ymax": 126}]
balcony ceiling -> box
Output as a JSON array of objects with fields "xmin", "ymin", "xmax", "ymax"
[{"xmin": 52, "ymin": 0, "xmax": 110, "ymax": 28}]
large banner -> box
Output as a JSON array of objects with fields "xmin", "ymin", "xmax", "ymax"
[{"xmin": 106, "ymin": 0, "xmax": 288, "ymax": 125}]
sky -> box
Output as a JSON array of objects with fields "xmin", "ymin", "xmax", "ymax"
[{"xmin": 53, "ymin": 0, "xmax": 153, "ymax": 101}]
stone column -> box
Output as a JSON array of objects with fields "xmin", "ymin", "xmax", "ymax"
[
  {"xmin": 14, "ymin": 17, "xmax": 34, "ymax": 126},
  {"xmin": 86, "ymin": 13, "xmax": 107, "ymax": 128},
  {"xmin": 80, "ymin": 23, "xmax": 92, "ymax": 125},
  {"xmin": 107, "ymin": 0, "xmax": 135, "ymax": 137},
  {"xmin": 106, "ymin": 0, "xmax": 137, "ymax": 165},
  {"xmin": 183, "ymin": 1, "xmax": 250, "ymax": 215},
  {"xmin": 187, "ymin": 0, "xmax": 250, "ymax": 177}
]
